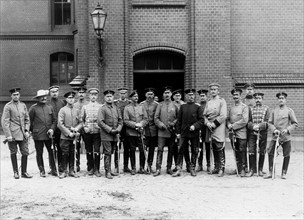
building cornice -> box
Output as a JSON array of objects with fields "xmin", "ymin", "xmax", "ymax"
[
  {"xmin": 0, "ymin": 35, "xmax": 74, "ymax": 40},
  {"xmin": 234, "ymin": 77, "xmax": 304, "ymax": 88}
]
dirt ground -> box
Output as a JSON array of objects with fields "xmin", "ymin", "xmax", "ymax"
[{"xmin": 1, "ymin": 135, "xmax": 303, "ymax": 220}]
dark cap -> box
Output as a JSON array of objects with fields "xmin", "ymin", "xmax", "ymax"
[
  {"xmin": 144, "ymin": 87, "xmax": 156, "ymax": 94},
  {"xmin": 231, "ymin": 88, "xmax": 243, "ymax": 95},
  {"xmin": 209, "ymin": 83, "xmax": 220, "ymax": 88},
  {"xmin": 48, "ymin": 85, "xmax": 60, "ymax": 91},
  {"xmin": 75, "ymin": 86, "xmax": 87, "ymax": 92},
  {"xmin": 184, "ymin": 89, "xmax": 196, "ymax": 94},
  {"xmin": 64, "ymin": 91, "xmax": 76, "ymax": 98},
  {"xmin": 162, "ymin": 86, "xmax": 173, "ymax": 93},
  {"xmin": 253, "ymin": 92, "xmax": 264, "ymax": 97},
  {"xmin": 118, "ymin": 87, "xmax": 128, "ymax": 91},
  {"xmin": 103, "ymin": 90, "xmax": 115, "ymax": 96},
  {"xmin": 9, "ymin": 87, "xmax": 21, "ymax": 94},
  {"xmin": 244, "ymin": 83, "xmax": 255, "ymax": 89},
  {"xmin": 87, "ymin": 88, "xmax": 100, "ymax": 94},
  {"xmin": 276, "ymin": 92, "xmax": 287, "ymax": 98},
  {"xmin": 172, "ymin": 89, "xmax": 182, "ymax": 96},
  {"xmin": 129, "ymin": 90, "xmax": 138, "ymax": 98},
  {"xmin": 197, "ymin": 89, "xmax": 208, "ymax": 95}
]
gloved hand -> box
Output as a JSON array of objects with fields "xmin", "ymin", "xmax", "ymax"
[
  {"xmin": 111, "ymin": 129, "xmax": 119, "ymax": 135},
  {"xmin": 274, "ymin": 129, "xmax": 280, "ymax": 136}
]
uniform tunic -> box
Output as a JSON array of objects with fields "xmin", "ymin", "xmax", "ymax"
[
  {"xmin": 227, "ymin": 102, "xmax": 249, "ymax": 139},
  {"xmin": 123, "ymin": 103, "xmax": 148, "ymax": 136},
  {"xmin": 57, "ymin": 105, "xmax": 82, "ymax": 140},
  {"xmin": 268, "ymin": 105, "xmax": 298, "ymax": 143},
  {"xmin": 203, "ymin": 96, "xmax": 227, "ymax": 143},
  {"xmin": 140, "ymin": 100, "xmax": 158, "ymax": 137},
  {"xmin": 154, "ymin": 100, "xmax": 179, "ymax": 138},
  {"xmin": 2, "ymin": 101, "xmax": 30, "ymax": 141},
  {"xmin": 114, "ymin": 99, "xmax": 131, "ymax": 119},
  {"xmin": 73, "ymin": 100, "xmax": 88, "ymax": 120},
  {"xmin": 79, "ymin": 101, "xmax": 102, "ymax": 134},
  {"xmin": 29, "ymin": 103, "xmax": 56, "ymax": 140},
  {"xmin": 247, "ymin": 104, "xmax": 270, "ymax": 134},
  {"xmin": 98, "ymin": 103, "xmax": 123, "ymax": 142}
]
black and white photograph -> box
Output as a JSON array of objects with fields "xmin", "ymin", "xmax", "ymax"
[{"xmin": 0, "ymin": 0, "xmax": 303, "ymax": 219}]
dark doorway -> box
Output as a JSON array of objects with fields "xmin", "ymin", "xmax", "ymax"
[{"xmin": 133, "ymin": 51, "xmax": 185, "ymax": 102}]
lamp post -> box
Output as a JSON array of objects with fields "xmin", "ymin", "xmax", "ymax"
[{"xmin": 91, "ymin": 3, "xmax": 107, "ymax": 62}]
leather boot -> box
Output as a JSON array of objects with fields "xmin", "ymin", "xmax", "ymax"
[
  {"xmin": 11, "ymin": 154, "xmax": 19, "ymax": 179},
  {"xmin": 246, "ymin": 154, "xmax": 256, "ymax": 177},
  {"xmin": 281, "ymin": 156, "xmax": 290, "ymax": 179},
  {"xmin": 87, "ymin": 152, "xmax": 94, "ymax": 174},
  {"xmin": 172, "ymin": 168, "xmax": 181, "ymax": 177},
  {"xmin": 69, "ymin": 150, "xmax": 75, "ymax": 174},
  {"xmin": 258, "ymin": 154, "xmax": 265, "ymax": 176},
  {"xmin": 106, "ymin": 171, "xmax": 113, "ymax": 179},
  {"xmin": 21, "ymin": 155, "xmax": 32, "ymax": 178},
  {"xmin": 218, "ymin": 168, "xmax": 225, "ymax": 177},
  {"xmin": 138, "ymin": 152, "xmax": 145, "ymax": 174},
  {"xmin": 59, "ymin": 153, "xmax": 68, "ymax": 179},
  {"xmin": 110, "ymin": 156, "xmax": 118, "ymax": 176},
  {"xmin": 197, "ymin": 147, "xmax": 203, "ymax": 172},
  {"xmin": 264, "ymin": 155, "xmax": 274, "ymax": 179},
  {"xmin": 153, "ymin": 169, "xmax": 161, "ymax": 177},
  {"xmin": 218, "ymin": 150, "xmax": 225, "ymax": 177},
  {"xmin": 211, "ymin": 150, "xmax": 219, "ymax": 174},
  {"xmin": 190, "ymin": 168, "xmax": 197, "ymax": 177},
  {"xmin": 130, "ymin": 150, "xmax": 136, "ymax": 172},
  {"xmin": 155, "ymin": 150, "xmax": 163, "ymax": 173},
  {"xmin": 94, "ymin": 153, "xmax": 101, "ymax": 177}
]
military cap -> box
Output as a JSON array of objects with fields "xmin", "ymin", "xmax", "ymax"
[
  {"xmin": 162, "ymin": 86, "xmax": 173, "ymax": 93},
  {"xmin": 231, "ymin": 88, "xmax": 243, "ymax": 95},
  {"xmin": 103, "ymin": 90, "xmax": 115, "ymax": 96},
  {"xmin": 253, "ymin": 92, "xmax": 264, "ymax": 97},
  {"xmin": 144, "ymin": 87, "xmax": 156, "ymax": 94},
  {"xmin": 244, "ymin": 83, "xmax": 255, "ymax": 89},
  {"xmin": 276, "ymin": 92, "xmax": 287, "ymax": 98},
  {"xmin": 75, "ymin": 86, "xmax": 87, "ymax": 92},
  {"xmin": 172, "ymin": 89, "xmax": 182, "ymax": 96},
  {"xmin": 48, "ymin": 85, "xmax": 60, "ymax": 91},
  {"xmin": 34, "ymin": 90, "xmax": 49, "ymax": 99},
  {"xmin": 197, "ymin": 89, "xmax": 208, "ymax": 95},
  {"xmin": 9, "ymin": 87, "xmax": 21, "ymax": 94},
  {"xmin": 129, "ymin": 90, "xmax": 138, "ymax": 98},
  {"xmin": 184, "ymin": 89, "xmax": 196, "ymax": 94},
  {"xmin": 64, "ymin": 91, "xmax": 76, "ymax": 98},
  {"xmin": 118, "ymin": 87, "xmax": 128, "ymax": 91},
  {"xmin": 209, "ymin": 83, "xmax": 220, "ymax": 88},
  {"xmin": 87, "ymin": 88, "xmax": 100, "ymax": 94}
]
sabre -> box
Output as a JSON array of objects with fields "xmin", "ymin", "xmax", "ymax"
[
  {"xmin": 49, "ymin": 135, "xmax": 59, "ymax": 175},
  {"xmin": 229, "ymin": 129, "xmax": 239, "ymax": 177},
  {"xmin": 256, "ymin": 130, "xmax": 260, "ymax": 177},
  {"xmin": 208, "ymin": 127, "xmax": 214, "ymax": 174},
  {"xmin": 272, "ymin": 135, "xmax": 280, "ymax": 180},
  {"xmin": 73, "ymin": 131, "xmax": 80, "ymax": 173},
  {"xmin": 137, "ymin": 128, "xmax": 148, "ymax": 172},
  {"xmin": 116, "ymin": 134, "xmax": 121, "ymax": 175}
]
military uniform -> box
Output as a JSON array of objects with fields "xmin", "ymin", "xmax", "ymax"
[
  {"xmin": 29, "ymin": 90, "xmax": 57, "ymax": 177},
  {"xmin": 203, "ymin": 84, "xmax": 227, "ymax": 176},
  {"xmin": 57, "ymin": 91, "xmax": 82, "ymax": 178},
  {"xmin": 123, "ymin": 91, "xmax": 148, "ymax": 174},
  {"xmin": 98, "ymin": 90, "xmax": 123, "ymax": 179},
  {"xmin": 265, "ymin": 92, "xmax": 298, "ymax": 179},
  {"xmin": 1, "ymin": 88, "xmax": 32, "ymax": 178},
  {"xmin": 227, "ymin": 89, "xmax": 249, "ymax": 176},
  {"xmin": 247, "ymin": 92, "xmax": 270, "ymax": 176}
]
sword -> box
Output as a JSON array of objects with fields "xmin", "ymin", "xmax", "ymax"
[
  {"xmin": 73, "ymin": 131, "xmax": 80, "ymax": 174},
  {"xmin": 137, "ymin": 127, "xmax": 148, "ymax": 173},
  {"xmin": 272, "ymin": 135, "xmax": 280, "ymax": 180},
  {"xmin": 208, "ymin": 127, "xmax": 214, "ymax": 174},
  {"xmin": 116, "ymin": 134, "xmax": 121, "ymax": 175},
  {"xmin": 229, "ymin": 129, "xmax": 239, "ymax": 177},
  {"xmin": 255, "ymin": 130, "xmax": 260, "ymax": 176},
  {"xmin": 49, "ymin": 135, "xmax": 59, "ymax": 175}
]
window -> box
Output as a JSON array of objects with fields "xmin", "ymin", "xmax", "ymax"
[
  {"xmin": 54, "ymin": 0, "xmax": 71, "ymax": 25},
  {"xmin": 51, "ymin": 52, "xmax": 74, "ymax": 85}
]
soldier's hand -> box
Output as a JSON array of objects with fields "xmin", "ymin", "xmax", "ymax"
[
  {"xmin": 84, "ymin": 127, "xmax": 90, "ymax": 133},
  {"xmin": 228, "ymin": 124, "xmax": 233, "ymax": 130},
  {"xmin": 7, "ymin": 136, "xmax": 13, "ymax": 142},
  {"xmin": 253, "ymin": 125, "xmax": 259, "ymax": 131},
  {"xmin": 281, "ymin": 129, "xmax": 288, "ymax": 135},
  {"xmin": 207, "ymin": 122, "xmax": 213, "ymax": 130},
  {"xmin": 71, "ymin": 127, "xmax": 78, "ymax": 132},
  {"xmin": 211, "ymin": 123, "xmax": 216, "ymax": 129},
  {"xmin": 274, "ymin": 129, "xmax": 280, "ymax": 136},
  {"xmin": 176, "ymin": 134, "xmax": 181, "ymax": 139},
  {"xmin": 135, "ymin": 123, "xmax": 142, "ymax": 128},
  {"xmin": 160, "ymin": 124, "xmax": 167, "ymax": 130},
  {"xmin": 111, "ymin": 129, "xmax": 119, "ymax": 135},
  {"xmin": 69, "ymin": 132, "xmax": 74, "ymax": 138},
  {"xmin": 25, "ymin": 131, "xmax": 30, "ymax": 139},
  {"xmin": 189, "ymin": 125, "xmax": 195, "ymax": 131},
  {"xmin": 47, "ymin": 129, "xmax": 54, "ymax": 137}
]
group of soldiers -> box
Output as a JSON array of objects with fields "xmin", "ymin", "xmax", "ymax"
[{"xmin": 1, "ymin": 82, "xmax": 298, "ymax": 180}]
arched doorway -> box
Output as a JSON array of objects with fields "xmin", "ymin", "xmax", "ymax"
[{"xmin": 133, "ymin": 51, "xmax": 185, "ymax": 102}]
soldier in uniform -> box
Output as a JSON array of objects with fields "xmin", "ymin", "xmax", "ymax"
[
  {"xmin": 203, "ymin": 83, "xmax": 227, "ymax": 177},
  {"xmin": 196, "ymin": 89, "xmax": 210, "ymax": 172},
  {"xmin": 140, "ymin": 88, "xmax": 158, "ymax": 173},
  {"xmin": 57, "ymin": 91, "xmax": 82, "ymax": 178},
  {"xmin": 1, "ymin": 88, "xmax": 32, "ymax": 179},
  {"xmin": 48, "ymin": 85, "xmax": 65, "ymax": 173},
  {"xmin": 123, "ymin": 91, "xmax": 148, "ymax": 175},
  {"xmin": 172, "ymin": 89, "xmax": 190, "ymax": 172},
  {"xmin": 79, "ymin": 88, "xmax": 102, "ymax": 176},
  {"xmin": 73, "ymin": 86, "xmax": 88, "ymax": 172},
  {"xmin": 247, "ymin": 92, "xmax": 270, "ymax": 177},
  {"xmin": 227, "ymin": 88, "xmax": 249, "ymax": 177},
  {"xmin": 172, "ymin": 89, "xmax": 204, "ymax": 177},
  {"xmin": 153, "ymin": 86, "xmax": 179, "ymax": 176},
  {"xmin": 114, "ymin": 87, "xmax": 132, "ymax": 173},
  {"xmin": 264, "ymin": 92, "xmax": 298, "ymax": 179},
  {"xmin": 98, "ymin": 90, "xmax": 123, "ymax": 179},
  {"xmin": 29, "ymin": 90, "xmax": 57, "ymax": 177}
]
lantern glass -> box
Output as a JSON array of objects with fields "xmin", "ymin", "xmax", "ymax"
[{"xmin": 91, "ymin": 4, "xmax": 107, "ymax": 37}]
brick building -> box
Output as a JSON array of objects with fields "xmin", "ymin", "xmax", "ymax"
[{"xmin": 0, "ymin": 0, "xmax": 303, "ymax": 136}]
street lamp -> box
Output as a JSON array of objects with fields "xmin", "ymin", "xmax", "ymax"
[{"xmin": 91, "ymin": 3, "xmax": 107, "ymax": 62}]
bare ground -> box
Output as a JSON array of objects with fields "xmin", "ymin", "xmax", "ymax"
[{"xmin": 1, "ymin": 136, "xmax": 303, "ymax": 220}]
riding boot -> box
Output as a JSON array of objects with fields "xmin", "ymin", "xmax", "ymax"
[
  {"xmin": 246, "ymin": 154, "xmax": 256, "ymax": 177},
  {"xmin": 114, "ymin": 146, "xmax": 119, "ymax": 171},
  {"xmin": 21, "ymin": 155, "xmax": 32, "ymax": 178},
  {"xmin": 191, "ymin": 151, "xmax": 198, "ymax": 172},
  {"xmin": 218, "ymin": 149, "xmax": 225, "ymax": 177},
  {"xmin": 264, "ymin": 154, "xmax": 274, "ymax": 179},
  {"xmin": 167, "ymin": 146, "xmax": 173, "ymax": 171},
  {"xmin": 281, "ymin": 156, "xmax": 290, "ymax": 179},
  {"xmin": 11, "ymin": 154, "xmax": 19, "ymax": 179},
  {"xmin": 211, "ymin": 149, "xmax": 219, "ymax": 174},
  {"xmin": 184, "ymin": 149, "xmax": 190, "ymax": 172},
  {"xmin": 258, "ymin": 154, "xmax": 265, "ymax": 176},
  {"xmin": 130, "ymin": 150, "xmax": 136, "ymax": 173},
  {"xmin": 86, "ymin": 152, "xmax": 94, "ymax": 173},
  {"xmin": 59, "ymin": 153, "xmax": 68, "ymax": 179},
  {"xmin": 69, "ymin": 150, "xmax": 75, "ymax": 173},
  {"xmin": 156, "ymin": 150, "xmax": 163, "ymax": 171},
  {"xmin": 94, "ymin": 153, "xmax": 101, "ymax": 177},
  {"xmin": 205, "ymin": 142, "xmax": 211, "ymax": 169},
  {"xmin": 139, "ymin": 151, "xmax": 145, "ymax": 170}
]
